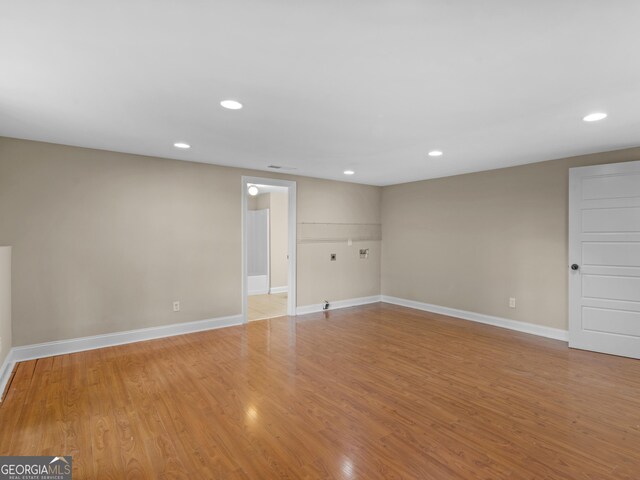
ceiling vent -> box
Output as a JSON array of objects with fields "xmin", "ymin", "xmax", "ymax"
[{"xmin": 268, "ymin": 165, "xmax": 297, "ymax": 171}]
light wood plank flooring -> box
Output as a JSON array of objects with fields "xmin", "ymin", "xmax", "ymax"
[
  {"xmin": 1, "ymin": 303, "xmax": 640, "ymax": 479},
  {"xmin": 248, "ymin": 292, "xmax": 287, "ymax": 321}
]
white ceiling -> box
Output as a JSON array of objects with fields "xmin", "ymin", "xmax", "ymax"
[{"xmin": 1, "ymin": 1, "xmax": 639, "ymax": 186}]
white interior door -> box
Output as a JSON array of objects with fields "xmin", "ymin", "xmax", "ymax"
[{"xmin": 569, "ymin": 160, "xmax": 640, "ymax": 359}]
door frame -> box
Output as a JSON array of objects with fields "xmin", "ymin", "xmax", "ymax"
[{"xmin": 241, "ymin": 176, "xmax": 297, "ymax": 323}]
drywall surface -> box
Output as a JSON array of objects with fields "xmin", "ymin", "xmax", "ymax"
[
  {"xmin": 0, "ymin": 137, "xmax": 381, "ymax": 345},
  {"xmin": 0, "ymin": 247, "xmax": 11, "ymax": 368},
  {"xmin": 268, "ymin": 191, "xmax": 289, "ymax": 290},
  {"xmin": 382, "ymin": 147, "xmax": 640, "ymax": 330}
]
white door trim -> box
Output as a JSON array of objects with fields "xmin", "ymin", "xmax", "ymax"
[{"xmin": 241, "ymin": 176, "xmax": 297, "ymax": 323}]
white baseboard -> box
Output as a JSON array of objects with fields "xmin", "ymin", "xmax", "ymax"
[
  {"xmin": 0, "ymin": 350, "xmax": 16, "ymax": 403},
  {"xmin": 381, "ymin": 295, "xmax": 568, "ymax": 341},
  {"xmin": 13, "ymin": 313, "xmax": 242, "ymax": 364},
  {"xmin": 270, "ymin": 286, "xmax": 288, "ymax": 294},
  {"xmin": 296, "ymin": 295, "xmax": 381, "ymax": 315}
]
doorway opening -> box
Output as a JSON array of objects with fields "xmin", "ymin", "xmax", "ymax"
[{"xmin": 241, "ymin": 176, "xmax": 296, "ymax": 323}]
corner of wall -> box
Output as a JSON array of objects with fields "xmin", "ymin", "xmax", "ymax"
[{"xmin": 0, "ymin": 246, "xmax": 13, "ymax": 402}]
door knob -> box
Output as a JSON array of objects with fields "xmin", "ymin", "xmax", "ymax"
[{"xmin": 571, "ymin": 264, "xmax": 579, "ymax": 271}]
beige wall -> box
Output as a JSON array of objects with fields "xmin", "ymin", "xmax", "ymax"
[
  {"xmin": 269, "ymin": 192, "xmax": 288, "ymax": 290},
  {"xmin": 5, "ymin": 135, "xmax": 633, "ymax": 345},
  {"xmin": 0, "ymin": 247, "xmax": 11, "ymax": 370},
  {"xmin": 298, "ymin": 240, "xmax": 380, "ymax": 305},
  {"xmin": 247, "ymin": 193, "xmax": 270, "ymax": 211},
  {"xmin": 382, "ymin": 147, "xmax": 640, "ymax": 330},
  {"xmin": 0, "ymin": 137, "xmax": 381, "ymax": 346},
  {"xmin": 295, "ymin": 176, "xmax": 381, "ymax": 306},
  {"xmin": 247, "ymin": 195, "xmax": 258, "ymax": 211}
]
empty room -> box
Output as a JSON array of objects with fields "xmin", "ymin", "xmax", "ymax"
[{"xmin": 1, "ymin": 1, "xmax": 639, "ymax": 479}]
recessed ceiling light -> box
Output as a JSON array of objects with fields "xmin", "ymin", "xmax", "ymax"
[
  {"xmin": 173, "ymin": 142, "xmax": 191, "ymax": 149},
  {"xmin": 247, "ymin": 185, "xmax": 259, "ymax": 196},
  {"xmin": 583, "ymin": 112, "xmax": 607, "ymax": 122},
  {"xmin": 428, "ymin": 150, "xmax": 443, "ymax": 157},
  {"xmin": 344, "ymin": 170, "xmax": 355, "ymax": 175},
  {"xmin": 221, "ymin": 100, "xmax": 243, "ymax": 110}
]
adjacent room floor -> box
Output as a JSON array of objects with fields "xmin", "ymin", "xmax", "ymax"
[
  {"xmin": 1, "ymin": 303, "xmax": 639, "ymax": 479},
  {"xmin": 247, "ymin": 292, "xmax": 287, "ymax": 321}
]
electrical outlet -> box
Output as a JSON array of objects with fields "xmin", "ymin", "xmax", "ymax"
[
  {"xmin": 509, "ymin": 297, "xmax": 516, "ymax": 309},
  {"xmin": 173, "ymin": 301, "xmax": 180, "ymax": 312},
  {"xmin": 330, "ymin": 253, "xmax": 337, "ymax": 261}
]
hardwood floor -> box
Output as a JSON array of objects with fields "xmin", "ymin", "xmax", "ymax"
[
  {"xmin": 248, "ymin": 292, "xmax": 287, "ymax": 321},
  {"xmin": 1, "ymin": 303, "xmax": 640, "ymax": 479}
]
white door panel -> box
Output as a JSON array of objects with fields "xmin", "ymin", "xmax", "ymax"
[
  {"xmin": 581, "ymin": 207, "xmax": 640, "ymax": 232},
  {"xmin": 582, "ymin": 307, "xmax": 640, "ymax": 337},
  {"xmin": 582, "ymin": 242, "xmax": 640, "ymax": 266},
  {"xmin": 569, "ymin": 160, "xmax": 640, "ymax": 358},
  {"xmin": 582, "ymin": 275, "xmax": 640, "ymax": 302},
  {"xmin": 581, "ymin": 173, "xmax": 640, "ymax": 199}
]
